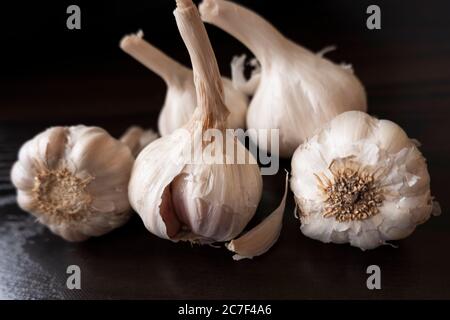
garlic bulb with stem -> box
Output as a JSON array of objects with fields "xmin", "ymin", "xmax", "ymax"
[
  {"xmin": 120, "ymin": 30, "xmax": 248, "ymax": 136},
  {"xmin": 290, "ymin": 111, "xmax": 439, "ymax": 250},
  {"xmin": 10, "ymin": 125, "xmax": 140, "ymax": 242},
  {"xmin": 129, "ymin": 0, "xmax": 287, "ymax": 260},
  {"xmin": 129, "ymin": 0, "xmax": 262, "ymax": 244},
  {"xmin": 199, "ymin": 0, "xmax": 367, "ymax": 157}
]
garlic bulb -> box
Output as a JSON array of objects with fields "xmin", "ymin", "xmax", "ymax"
[
  {"xmin": 11, "ymin": 125, "xmax": 136, "ymax": 242},
  {"xmin": 120, "ymin": 30, "xmax": 248, "ymax": 136},
  {"xmin": 290, "ymin": 111, "xmax": 438, "ymax": 250},
  {"xmin": 199, "ymin": 0, "xmax": 367, "ymax": 157},
  {"xmin": 129, "ymin": 0, "xmax": 263, "ymax": 244}
]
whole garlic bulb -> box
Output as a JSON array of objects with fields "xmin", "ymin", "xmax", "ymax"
[
  {"xmin": 200, "ymin": 0, "xmax": 367, "ymax": 157},
  {"xmin": 128, "ymin": 0, "xmax": 263, "ymax": 244},
  {"xmin": 11, "ymin": 125, "xmax": 135, "ymax": 242},
  {"xmin": 290, "ymin": 111, "xmax": 438, "ymax": 250},
  {"xmin": 120, "ymin": 30, "xmax": 248, "ymax": 136}
]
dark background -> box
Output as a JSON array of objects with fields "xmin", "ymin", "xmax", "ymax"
[{"xmin": 0, "ymin": 0, "xmax": 450, "ymax": 299}]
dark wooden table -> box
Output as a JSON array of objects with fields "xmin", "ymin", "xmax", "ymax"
[{"xmin": 1, "ymin": 0, "xmax": 449, "ymax": 299}]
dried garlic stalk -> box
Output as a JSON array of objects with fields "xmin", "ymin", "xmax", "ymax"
[{"xmin": 120, "ymin": 30, "xmax": 248, "ymax": 136}]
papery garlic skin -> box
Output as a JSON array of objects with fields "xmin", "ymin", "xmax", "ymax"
[
  {"xmin": 227, "ymin": 172, "xmax": 288, "ymax": 260},
  {"xmin": 128, "ymin": 0, "xmax": 263, "ymax": 244},
  {"xmin": 120, "ymin": 125, "xmax": 159, "ymax": 157},
  {"xmin": 200, "ymin": 0, "xmax": 367, "ymax": 157},
  {"xmin": 290, "ymin": 111, "xmax": 435, "ymax": 250},
  {"xmin": 120, "ymin": 31, "xmax": 248, "ymax": 136},
  {"xmin": 129, "ymin": 126, "xmax": 263, "ymax": 242},
  {"xmin": 11, "ymin": 126, "xmax": 134, "ymax": 242}
]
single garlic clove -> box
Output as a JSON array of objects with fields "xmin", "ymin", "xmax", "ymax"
[
  {"xmin": 227, "ymin": 172, "xmax": 289, "ymax": 260},
  {"xmin": 200, "ymin": 0, "xmax": 367, "ymax": 157},
  {"xmin": 11, "ymin": 125, "xmax": 135, "ymax": 242},
  {"xmin": 169, "ymin": 134, "xmax": 263, "ymax": 242},
  {"xmin": 290, "ymin": 111, "xmax": 437, "ymax": 250},
  {"xmin": 128, "ymin": 130, "xmax": 192, "ymax": 240},
  {"xmin": 120, "ymin": 126, "xmax": 145, "ymax": 156},
  {"xmin": 120, "ymin": 125, "xmax": 159, "ymax": 157},
  {"xmin": 120, "ymin": 30, "xmax": 248, "ymax": 136},
  {"xmin": 139, "ymin": 128, "xmax": 159, "ymax": 151}
]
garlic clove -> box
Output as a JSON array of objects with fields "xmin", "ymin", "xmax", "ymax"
[
  {"xmin": 138, "ymin": 128, "xmax": 159, "ymax": 151},
  {"xmin": 170, "ymin": 145, "xmax": 263, "ymax": 242},
  {"xmin": 10, "ymin": 162, "xmax": 34, "ymax": 190},
  {"xmin": 120, "ymin": 30, "xmax": 248, "ymax": 136},
  {"xmin": 16, "ymin": 190, "xmax": 39, "ymax": 213},
  {"xmin": 227, "ymin": 172, "xmax": 288, "ymax": 260},
  {"xmin": 200, "ymin": 0, "xmax": 368, "ymax": 157},
  {"xmin": 375, "ymin": 120, "xmax": 411, "ymax": 154},
  {"xmin": 120, "ymin": 126, "xmax": 145, "ymax": 156},
  {"xmin": 120, "ymin": 125, "xmax": 159, "ymax": 157},
  {"xmin": 128, "ymin": 130, "xmax": 190, "ymax": 240}
]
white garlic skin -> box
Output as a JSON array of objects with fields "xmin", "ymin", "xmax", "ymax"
[
  {"xmin": 158, "ymin": 76, "xmax": 248, "ymax": 136},
  {"xmin": 246, "ymin": 47, "xmax": 367, "ymax": 157},
  {"xmin": 11, "ymin": 126, "xmax": 134, "ymax": 242},
  {"xmin": 290, "ymin": 111, "xmax": 435, "ymax": 250},
  {"xmin": 128, "ymin": 0, "xmax": 263, "ymax": 245},
  {"xmin": 128, "ymin": 127, "xmax": 263, "ymax": 243},
  {"xmin": 119, "ymin": 32, "xmax": 248, "ymax": 137},
  {"xmin": 200, "ymin": 0, "xmax": 367, "ymax": 157}
]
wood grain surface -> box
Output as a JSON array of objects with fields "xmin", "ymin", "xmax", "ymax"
[{"xmin": 0, "ymin": 0, "xmax": 449, "ymax": 299}]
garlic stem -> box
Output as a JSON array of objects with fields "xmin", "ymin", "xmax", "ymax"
[
  {"xmin": 175, "ymin": 0, "xmax": 230, "ymax": 130},
  {"xmin": 199, "ymin": 0, "xmax": 288, "ymax": 65},
  {"xmin": 120, "ymin": 30, "xmax": 189, "ymax": 86}
]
